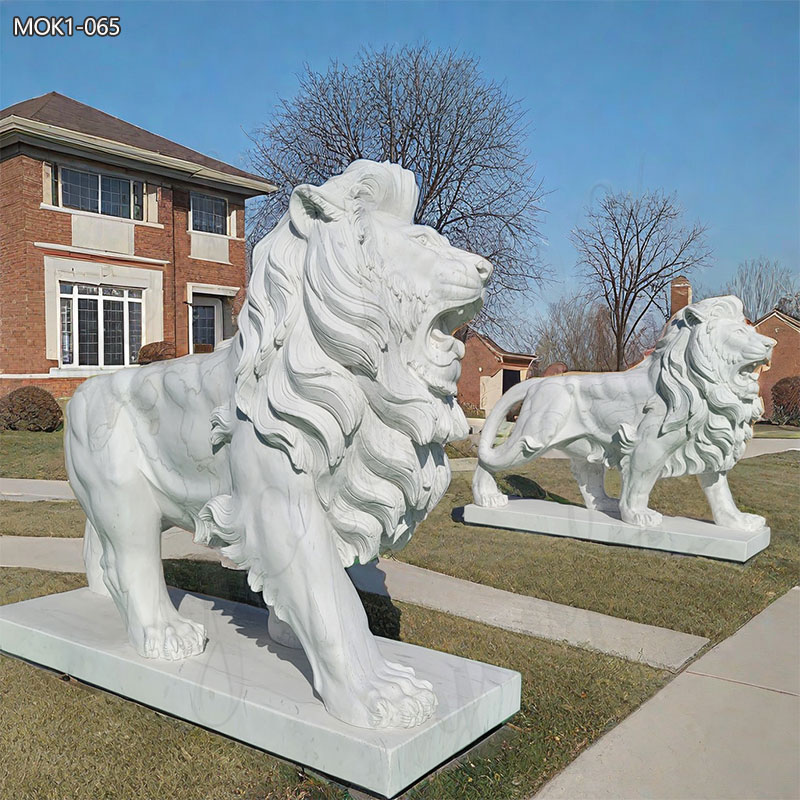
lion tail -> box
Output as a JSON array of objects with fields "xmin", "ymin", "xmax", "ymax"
[{"xmin": 477, "ymin": 379, "xmax": 536, "ymax": 472}]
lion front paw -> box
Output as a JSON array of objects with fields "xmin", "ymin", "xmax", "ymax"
[
  {"xmin": 620, "ymin": 506, "xmax": 663, "ymax": 528},
  {"xmin": 322, "ymin": 659, "xmax": 437, "ymax": 730},
  {"xmin": 718, "ymin": 511, "xmax": 767, "ymax": 532},
  {"xmin": 131, "ymin": 616, "xmax": 206, "ymax": 661}
]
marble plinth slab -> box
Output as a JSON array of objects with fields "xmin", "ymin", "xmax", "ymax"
[
  {"xmin": 463, "ymin": 499, "xmax": 770, "ymax": 562},
  {"xmin": 0, "ymin": 588, "xmax": 521, "ymax": 798}
]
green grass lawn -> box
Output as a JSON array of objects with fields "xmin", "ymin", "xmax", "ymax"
[
  {"xmin": 0, "ymin": 429, "xmax": 67, "ymax": 480},
  {"xmin": 0, "ymin": 501, "xmax": 85, "ymax": 537},
  {"xmin": 1, "ymin": 565, "xmax": 667, "ymax": 800},
  {"xmin": 397, "ymin": 452, "xmax": 800, "ymax": 643},
  {"xmin": 753, "ymin": 422, "xmax": 800, "ymax": 438}
]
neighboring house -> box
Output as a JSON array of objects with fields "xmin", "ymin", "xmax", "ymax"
[
  {"xmin": 456, "ymin": 327, "xmax": 537, "ymax": 415},
  {"xmin": 754, "ymin": 308, "xmax": 800, "ymax": 418},
  {"xmin": 0, "ymin": 92, "xmax": 275, "ymax": 398}
]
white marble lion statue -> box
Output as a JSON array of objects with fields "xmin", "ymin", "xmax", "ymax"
[
  {"xmin": 472, "ymin": 296, "xmax": 775, "ymax": 531},
  {"xmin": 65, "ymin": 160, "xmax": 491, "ymax": 729}
]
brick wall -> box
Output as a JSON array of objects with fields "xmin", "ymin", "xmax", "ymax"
[
  {"xmin": 457, "ymin": 333, "xmax": 502, "ymax": 409},
  {"xmin": 170, "ymin": 188, "xmax": 246, "ymax": 357},
  {"xmin": 756, "ymin": 314, "xmax": 800, "ymax": 418},
  {"xmin": 0, "ymin": 151, "xmax": 248, "ymax": 397},
  {"xmin": 0, "ymin": 154, "xmax": 54, "ymax": 374},
  {"xmin": 0, "ymin": 376, "xmax": 85, "ymax": 399}
]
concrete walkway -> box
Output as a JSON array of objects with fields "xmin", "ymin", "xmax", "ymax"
[
  {"xmin": 350, "ymin": 559, "xmax": 708, "ymax": 670},
  {"xmin": 0, "ymin": 531, "xmax": 707, "ymax": 670},
  {"xmin": 0, "ymin": 478, "xmax": 75, "ymax": 502},
  {"xmin": 535, "ymin": 586, "xmax": 800, "ymax": 800},
  {"xmin": 0, "ymin": 529, "xmax": 220, "ymax": 571}
]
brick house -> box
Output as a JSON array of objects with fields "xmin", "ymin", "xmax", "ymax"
[
  {"xmin": 754, "ymin": 308, "xmax": 800, "ymax": 418},
  {"xmin": 456, "ymin": 327, "xmax": 537, "ymax": 415},
  {"xmin": 0, "ymin": 92, "xmax": 275, "ymax": 397}
]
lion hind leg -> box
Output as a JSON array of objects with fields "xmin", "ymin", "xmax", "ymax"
[
  {"xmin": 90, "ymin": 491, "xmax": 206, "ymax": 661},
  {"xmin": 569, "ymin": 459, "xmax": 618, "ymax": 515},
  {"xmin": 472, "ymin": 464, "xmax": 509, "ymax": 507}
]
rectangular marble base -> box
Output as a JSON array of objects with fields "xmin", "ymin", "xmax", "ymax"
[
  {"xmin": 463, "ymin": 499, "xmax": 770, "ymax": 562},
  {"xmin": 0, "ymin": 588, "xmax": 521, "ymax": 798}
]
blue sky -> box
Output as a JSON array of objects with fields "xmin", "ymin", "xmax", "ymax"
[{"xmin": 2, "ymin": 0, "xmax": 797, "ymax": 300}]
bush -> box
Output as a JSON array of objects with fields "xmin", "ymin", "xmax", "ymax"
[
  {"xmin": 137, "ymin": 340, "xmax": 175, "ymax": 364},
  {"xmin": 0, "ymin": 386, "xmax": 63, "ymax": 432},
  {"xmin": 771, "ymin": 376, "xmax": 800, "ymax": 426},
  {"xmin": 458, "ymin": 400, "xmax": 485, "ymax": 419}
]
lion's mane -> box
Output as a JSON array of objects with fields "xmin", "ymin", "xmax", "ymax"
[
  {"xmin": 200, "ymin": 162, "xmax": 457, "ymax": 570},
  {"xmin": 643, "ymin": 296, "xmax": 763, "ymax": 478}
]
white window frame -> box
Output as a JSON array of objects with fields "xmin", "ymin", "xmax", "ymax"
[
  {"xmin": 189, "ymin": 192, "xmax": 228, "ymax": 236},
  {"xmin": 59, "ymin": 283, "xmax": 145, "ymax": 368},
  {"xmin": 56, "ymin": 164, "xmax": 145, "ymax": 222}
]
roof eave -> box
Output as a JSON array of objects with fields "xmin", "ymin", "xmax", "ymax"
[{"xmin": 0, "ymin": 115, "xmax": 277, "ymax": 197}]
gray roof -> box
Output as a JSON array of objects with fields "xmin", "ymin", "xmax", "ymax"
[{"xmin": 1, "ymin": 92, "xmax": 271, "ymax": 188}]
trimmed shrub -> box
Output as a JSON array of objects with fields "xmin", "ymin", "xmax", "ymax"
[
  {"xmin": 771, "ymin": 376, "xmax": 800, "ymax": 426},
  {"xmin": 137, "ymin": 340, "xmax": 176, "ymax": 364},
  {"xmin": 0, "ymin": 386, "xmax": 63, "ymax": 432}
]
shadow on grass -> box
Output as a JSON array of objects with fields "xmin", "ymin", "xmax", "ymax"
[
  {"xmin": 498, "ymin": 473, "xmax": 580, "ymax": 507},
  {"xmin": 162, "ymin": 559, "xmax": 403, "ymax": 642}
]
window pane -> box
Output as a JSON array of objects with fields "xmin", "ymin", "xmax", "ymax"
[
  {"xmin": 60, "ymin": 297, "xmax": 73, "ymax": 365},
  {"xmin": 191, "ymin": 193, "xmax": 227, "ymax": 235},
  {"xmin": 59, "ymin": 282, "xmax": 74, "ymax": 295},
  {"xmin": 101, "ymin": 175, "xmax": 131, "ymax": 218},
  {"xmin": 77, "ymin": 284, "xmax": 98, "ymax": 295},
  {"xmin": 103, "ymin": 299, "xmax": 124, "ymax": 365},
  {"xmin": 132, "ymin": 181, "xmax": 144, "ymax": 221},
  {"xmin": 128, "ymin": 288, "xmax": 142, "ymax": 299},
  {"xmin": 62, "ymin": 168, "xmax": 99, "ymax": 213},
  {"xmin": 102, "ymin": 287, "xmax": 124, "ymax": 297},
  {"xmin": 78, "ymin": 298, "xmax": 99, "ymax": 365},
  {"xmin": 129, "ymin": 302, "xmax": 142, "ymax": 364},
  {"xmin": 192, "ymin": 305, "xmax": 216, "ymax": 347}
]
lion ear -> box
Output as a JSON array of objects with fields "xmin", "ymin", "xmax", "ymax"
[
  {"xmin": 683, "ymin": 305, "xmax": 705, "ymax": 326},
  {"xmin": 289, "ymin": 184, "xmax": 345, "ymax": 239}
]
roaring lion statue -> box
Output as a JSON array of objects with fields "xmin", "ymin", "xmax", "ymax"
[
  {"xmin": 66, "ymin": 160, "xmax": 491, "ymax": 729},
  {"xmin": 473, "ymin": 296, "xmax": 775, "ymax": 531}
]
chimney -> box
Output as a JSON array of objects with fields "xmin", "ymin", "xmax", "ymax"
[{"xmin": 670, "ymin": 276, "xmax": 692, "ymax": 316}]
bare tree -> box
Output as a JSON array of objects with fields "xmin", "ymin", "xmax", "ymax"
[
  {"xmin": 246, "ymin": 43, "xmax": 546, "ymax": 329},
  {"xmin": 529, "ymin": 292, "xmax": 663, "ymax": 373},
  {"xmin": 531, "ymin": 294, "xmax": 614, "ymax": 372},
  {"xmin": 777, "ymin": 292, "xmax": 800, "ymax": 319},
  {"xmin": 572, "ymin": 190, "xmax": 710, "ymax": 370},
  {"xmin": 722, "ymin": 259, "xmax": 799, "ymax": 321}
]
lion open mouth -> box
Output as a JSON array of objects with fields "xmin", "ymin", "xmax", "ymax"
[{"xmin": 411, "ymin": 297, "xmax": 483, "ymax": 397}]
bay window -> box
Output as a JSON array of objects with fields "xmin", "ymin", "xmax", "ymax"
[{"xmin": 60, "ymin": 282, "xmax": 143, "ymax": 367}]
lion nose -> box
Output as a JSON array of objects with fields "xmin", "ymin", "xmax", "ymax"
[{"xmin": 475, "ymin": 258, "xmax": 492, "ymax": 283}]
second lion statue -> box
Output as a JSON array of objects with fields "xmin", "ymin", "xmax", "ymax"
[
  {"xmin": 473, "ymin": 296, "xmax": 775, "ymax": 532},
  {"xmin": 65, "ymin": 160, "xmax": 491, "ymax": 730}
]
